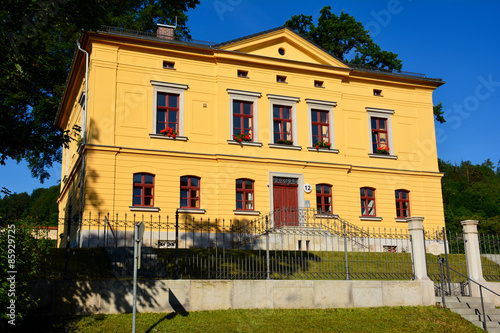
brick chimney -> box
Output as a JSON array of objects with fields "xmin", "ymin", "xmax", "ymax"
[{"xmin": 156, "ymin": 23, "xmax": 175, "ymax": 40}]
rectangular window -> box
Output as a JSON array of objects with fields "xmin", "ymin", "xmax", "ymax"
[
  {"xmin": 311, "ymin": 110, "xmax": 330, "ymax": 146},
  {"xmin": 156, "ymin": 92, "xmax": 179, "ymax": 134},
  {"xmin": 180, "ymin": 176, "xmax": 200, "ymax": 208},
  {"xmin": 373, "ymin": 89, "xmax": 382, "ymax": 96},
  {"xmin": 371, "ymin": 117, "xmax": 389, "ymax": 152},
  {"xmin": 133, "ymin": 173, "xmax": 154, "ymax": 207},
  {"xmin": 163, "ymin": 61, "xmax": 175, "ymax": 69},
  {"xmin": 316, "ymin": 184, "xmax": 332, "ymax": 214},
  {"xmin": 395, "ymin": 190, "xmax": 410, "ymax": 218},
  {"xmin": 236, "ymin": 179, "xmax": 254, "ymax": 210},
  {"xmin": 237, "ymin": 70, "xmax": 248, "ymax": 78},
  {"xmin": 232, "ymin": 100, "xmax": 253, "ymax": 141},
  {"xmin": 314, "ymin": 80, "xmax": 324, "ymax": 87},
  {"xmin": 276, "ymin": 75, "xmax": 287, "ymax": 83},
  {"xmin": 273, "ymin": 105, "xmax": 292, "ymax": 143},
  {"xmin": 360, "ymin": 187, "xmax": 376, "ymax": 216}
]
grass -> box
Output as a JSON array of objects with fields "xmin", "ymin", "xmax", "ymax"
[{"xmin": 17, "ymin": 306, "xmax": 483, "ymax": 333}]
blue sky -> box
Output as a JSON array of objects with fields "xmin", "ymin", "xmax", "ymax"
[{"xmin": 1, "ymin": 0, "xmax": 499, "ymax": 196}]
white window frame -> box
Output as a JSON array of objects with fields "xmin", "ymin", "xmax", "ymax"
[
  {"xmin": 306, "ymin": 98, "xmax": 338, "ymax": 153},
  {"xmin": 151, "ymin": 80, "xmax": 188, "ymax": 138},
  {"xmin": 268, "ymin": 94, "xmax": 300, "ymax": 146},
  {"xmin": 227, "ymin": 89, "xmax": 261, "ymax": 143},
  {"xmin": 366, "ymin": 107, "xmax": 396, "ymax": 159}
]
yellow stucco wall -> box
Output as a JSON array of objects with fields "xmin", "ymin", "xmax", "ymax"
[{"xmin": 57, "ymin": 28, "xmax": 445, "ymax": 231}]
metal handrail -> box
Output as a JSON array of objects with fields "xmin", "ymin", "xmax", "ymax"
[{"xmin": 439, "ymin": 257, "xmax": 500, "ymax": 331}]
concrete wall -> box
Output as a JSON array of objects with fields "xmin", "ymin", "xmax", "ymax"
[{"xmin": 31, "ymin": 279, "xmax": 435, "ymax": 316}]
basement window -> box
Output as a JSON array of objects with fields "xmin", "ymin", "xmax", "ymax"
[{"xmin": 163, "ymin": 61, "xmax": 175, "ymax": 69}]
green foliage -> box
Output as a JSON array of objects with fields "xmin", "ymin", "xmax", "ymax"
[
  {"xmin": 433, "ymin": 101, "xmax": 446, "ymax": 123},
  {"xmin": 439, "ymin": 159, "xmax": 500, "ymax": 234},
  {"xmin": 0, "ymin": 0, "xmax": 199, "ymax": 181},
  {"xmin": 0, "ymin": 217, "xmax": 52, "ymax": 328},
  {"xmin": 0, "ymin": 185, "xmax": 59, "ymax": 226},
  {"xmin": 286, "ymin": 6, "xmax": 402, "ymax": 71}
]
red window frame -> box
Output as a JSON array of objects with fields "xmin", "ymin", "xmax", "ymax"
[
  {"xmin": 311, "ymin": 110, "xmax": 330, "ymax": 145},
  {"xmin": 360, "ymin": 187, "xmax": 376, "ymax": 216},
  {"xmin": 273, "ymin": 105, "xmax": 292, "ymax": 143},
  {"xmin": 180, "ymin": 176, "xmax": 200, "ymax": 208},
  {"xmin": 395, "ymin": 190, "xmax": 410, "ymax": 218},
  {"xmin": 236, "ymin": 179, "xmax": 254, "ymax": 211},
  {"xmin": 133, "ymin": 173, "xmax": 154, "ymax": 207},
  {"xmin": 233, "ymin": 100, "xmax": 253, "ymax": 138},
  {"xmin": 316, "ymin": 184, "xmax": 332, "ymax": 214},
  {"xmin": 371, "ymin": 117, "xmax": 388, "ymax": 152},
  {"xmin": 156, "ymin": 92, "xmax": 179, "ymax": 134}
]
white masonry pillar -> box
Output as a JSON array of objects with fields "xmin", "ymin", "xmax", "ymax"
[
  {"xmin": 407, "ymin": 216, "xmax": 429, "ymax": 280},
  {"xmin": 461, "ymin": 220, "xmax": 487, "ymax": 297}
]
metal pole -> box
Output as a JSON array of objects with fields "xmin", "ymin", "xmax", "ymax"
[
  {"xmin": 266, "ymin": 215, "xmax": 270, "ymax": 280},
  {"xmin": 442, "ymin": 227, "xmax": 452, "ymax": 295},
  {"xmin": 343, "ymin": 219, "xmax": 350, "ymax": 280},
  {"xmin": 64, "ymin": 204, "xmax": 72, "ymax": 280},
  {"xmin": 439, "ymin": 257, "xmax": 446, "ymax": 307},
  {"xmin": 480, "ymin": 286, "xmax": 487, "ymax": 332},
  {"xmin": 132, "ymin": 223, "xmax": 139, "ymax": 333},
  {"xmin": 175, "ymin": 210, "xmax": 179, "ymax": 279}
]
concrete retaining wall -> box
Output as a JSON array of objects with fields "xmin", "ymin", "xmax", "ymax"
[{"xmin": 30, "ymin": 279, "xmax": 435, "ymax": 316}]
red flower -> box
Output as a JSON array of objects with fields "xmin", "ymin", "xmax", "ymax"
[
  {"xmin": 316, "ymin": 145, "xmax": 319, "ymax": 149},
  {"xmin": 239, "ymin": 138, "xmax": 242, "ymax": 142}
]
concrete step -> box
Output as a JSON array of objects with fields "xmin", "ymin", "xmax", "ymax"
[
  {"xmin": 470, "ymin": 320, "xmax": 500, "ymax": 329},
  {"xmin": 461, "ymin": 313, "xmax": 500, "ymax": 322}
]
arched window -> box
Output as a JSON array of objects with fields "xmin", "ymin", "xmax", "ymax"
[
  {"xmin": 133, "ymin": 173, "xmax": 154, "ymax": 206},
  {"xmin": 180, "ymin": 176, "xmax": 200, "ymax": 208},
  {"xmin": 395, "ymin": 190, "xmax": 410, "ymax": 218},
  {"xmin": 236, "ymin": 179, "xmax": 254, "ymax": 210},
  {"xmin": 316, "ymin": 184, "xmax": 332, "ymax": 214},
  {"xmin": 360, "ymin": 187, "xmax": 376, "ymax": 216}
]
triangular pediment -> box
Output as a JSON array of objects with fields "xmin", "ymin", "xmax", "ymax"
[{"xmin": 216, "ymin": 26, "xmax": 349, "ymax": 68}]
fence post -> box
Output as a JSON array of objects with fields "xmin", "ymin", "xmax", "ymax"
[
  {"xmin": 175, "ymin": 210, "xmax": 179, "ymax": 280},
  {"xmin": 266, "ymin": 215, "xmax": 270, "ymax": 280},
  {"xmin": 461, "ymin": 220, "xmax": 487, "ymax": 297},
  {"xmin": 406, "ymin": 217, "xmax": 429, "ymax": 280}
]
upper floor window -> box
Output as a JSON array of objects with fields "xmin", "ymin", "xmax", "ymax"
[
  {"xmin": 316, "ymin": 184, "xmax": 332, "ymax": 214},
  {"xmin": 273, "ymin": 105, "xmax": 292, "ymax": 144},
  {"xmin": 314, "ymin": 80, "xmax": 324, "ymax": 88},
  {"xmin": 163, "ymin": 61, "xmax": 175, "ymax": 69},
  {"xmin": 395, "ymin": 190, "xmax": 410, "ymax": 218},
  {"xmin": 151, "ymin": 81, "xmax": 188, "ymax": 137},
  {"xmin": 228, "ymin": 89, "xmax": 261, "ymax": 144},
  {"xmin": 311, "ymin": 110, "xmax": 330, "ymax": 146},
  {"xmin": 133, "ymin": 173, "xmax": 154, "ymax": 207},
  {"xmin": 180, "ymin": 176, "xmax": 200, "ymax": 209},
  {"xmin": 237, "ymin": 70, "xmax": 248, "ymax": 78},
  {"xmin": 233, "ymin": 100, "xmax": 253, "ymax": 141},
  {"xmin": 373, "ymin": 89, "xmax": 383, "ymax": 96},
  {"xmin": 236, "ymin": 179, "xmax": 254, "ymax": 210},
  {"xmin": 157, "ymin": 92, "xmax": 179, "ymax": 134},
  {"xmin": 366, "ymin": 107, "xmax": 394, "ymax": 156},
  {"xmin": 360, "ymin": 187, "xmax": 376, "ymax": 216}
]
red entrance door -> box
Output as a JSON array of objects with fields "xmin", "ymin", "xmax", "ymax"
[{"xmin": 273, "ymin": 177, "xmax": 298, "ymax": 228}]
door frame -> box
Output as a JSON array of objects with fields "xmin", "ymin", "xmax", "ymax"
[{"xmin": 268, "ymin": 171, "xmax": 304, "ymax": 214}]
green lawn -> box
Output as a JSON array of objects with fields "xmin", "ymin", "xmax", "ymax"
[{"xmin": 17, "ymin": 306, "xmax": 483, "ymax": 333}]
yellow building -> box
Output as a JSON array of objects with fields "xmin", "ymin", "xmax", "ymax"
[{"xmin": 55, "ymin": 25, "xmax": 445, "ymax": 246}]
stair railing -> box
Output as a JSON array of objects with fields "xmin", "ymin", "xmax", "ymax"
[{"xmin": 438, "ymin": 256, "xmax": 500, "ymax": 332}]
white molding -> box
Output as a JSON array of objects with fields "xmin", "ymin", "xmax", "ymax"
[
  {"xmin": 177, "ymin": 208, "xmax": 206, "ymax": 214},
  {"xmin": 368, "ymin": 153, "xmax": 398, "ymax": 160},
  {"xmin": 267, "ymin": 94, "xmax": 300, "ymax": 102},
  {"xmin": 150, "ymin": 134, "xmax": 188, "ymax": 141},
  {"xmin": 227, "ymin": 140, "xmax": 263, "ymax": 147},
  {"xmin": 227, "ymin": 89, "xmax": 262, "ymax": 98},
  {"xmin": 305, "ymin": 98, "xmax": 337, "ymax": 107},
  {"xmin": 233, "ymin": 210, "xmax": 260, "ymax": 216},
  {"xmin": 307, "ymin": 147, "xmax": 339, "ymax": 154},
  {"xmin": 360, "ymin": 216, "xmax": 383, "ymax": 221},
  {"xmin": 365, "ymin": 107, "xmax": 394, "ymax": 115},
  {"xmin": 129, "ymin": 206, "xmax": 160, "ymax": 212},
  {"xmin": 150, "ymin": 80, "xmax": 188, "ymax": 90},
  {"xmin": 268, "ymin": 143, "xmax": 302, "ymax": 150},
  {"xmin": 395, "ymin": 218, "xmax": 407, "ymax": 223}
]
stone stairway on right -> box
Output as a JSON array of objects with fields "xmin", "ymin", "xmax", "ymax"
[{"xmin": 437, "ymin": 296, "xmax": 500, "ymax": 332}]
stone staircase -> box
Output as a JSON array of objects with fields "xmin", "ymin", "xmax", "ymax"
[{"xmin": 437, "ymin": 296, "xmax": 500, "ymax": 332}]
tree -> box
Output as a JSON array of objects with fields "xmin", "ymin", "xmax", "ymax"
[
  {"xmin": 286, "ymin": 6, "xmax": 402, "ymax": 71},
  {"xmin": 0, "ymin": 0, "xmax": 199, "ymax": 182},
  {"xmin": 286, "ymin": 6, "xmax": 446, "ymax": 122}
]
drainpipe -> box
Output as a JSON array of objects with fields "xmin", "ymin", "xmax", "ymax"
[{"xmin": 76, "ymin": 39, "xmax": 89, "ymax": 247}]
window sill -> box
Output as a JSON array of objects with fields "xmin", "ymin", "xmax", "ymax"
[
  {"xmin": 368, "ymin": 153, "xmax": 397, "ymax": 160},
  {"xmin": 268, "ymin": 143, "xmax": 302, "ymax": 150},
  {"xmin": 359, "ymin": 216, "xmax": 383, "ymax": 221},
  {"xmin": 315, "ymin": 213, "xmax": 339, "ymax": 219},
  {"xmin": 395, "ymin": 218, "xmax": 408, "ymax": 223},
  {"xmin": 129, "ymin": 206, "xmax": 160, "ymax": 212},
  {"xmin": 177, "ymin": 208, "xmax": 206, "ymax": 214},
  {"xmin": 233, "ymin": 210, "xmax": 260, "ymax": 216},
  {"xmin": 227, "ymin": 140, "xmax": 263, "ymax": 147},
  {"xmin": 307, "ymin": 147, "xmax": 339, "ymax": 154},
  {"xmin": 149, "ymin": 134, "xmax": 188, "ymax": 141}
]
